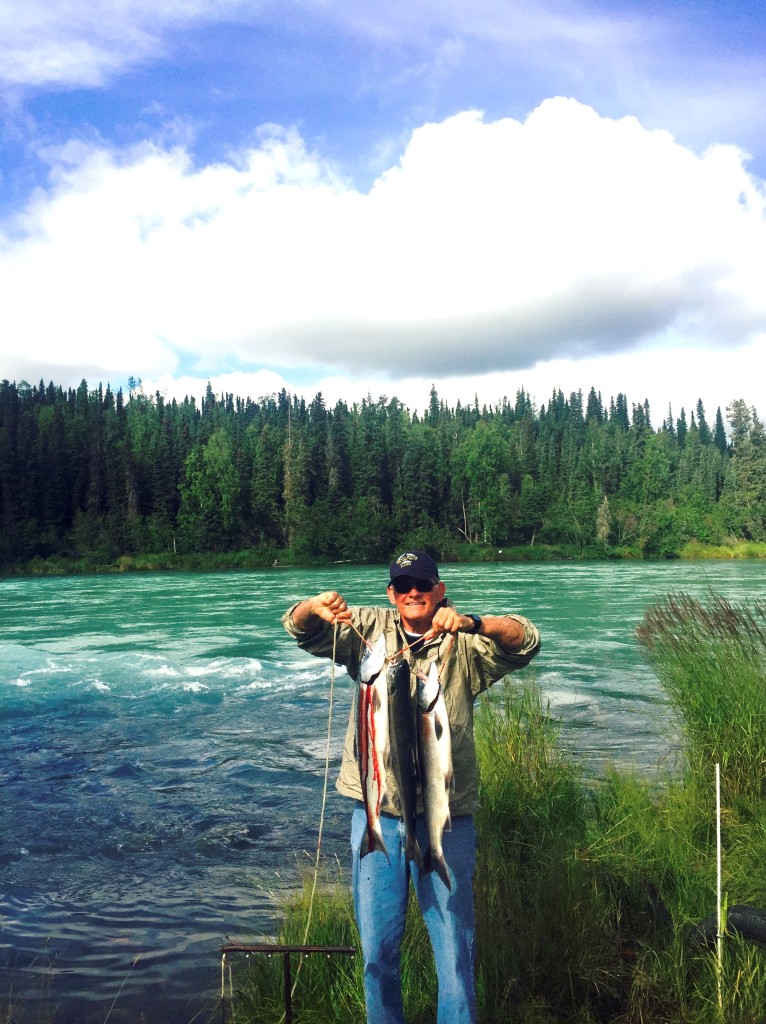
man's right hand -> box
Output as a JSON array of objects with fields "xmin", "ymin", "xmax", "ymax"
[{"xmin": 293, "ymin": 591, "xmax": 351, "ymax": 630}]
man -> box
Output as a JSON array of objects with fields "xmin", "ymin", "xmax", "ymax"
[{"xmin": 282, "ymin": 550, "xmax": 541, "ymax": 1024}]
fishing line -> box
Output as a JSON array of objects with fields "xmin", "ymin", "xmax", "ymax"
[
  {"xmin": 102, "ymin": 953, "xmax": 141, "ymax": 1024},
  {"xmin": 282, "ymin": 619, "xmax": 340, "ymax": 1016}
]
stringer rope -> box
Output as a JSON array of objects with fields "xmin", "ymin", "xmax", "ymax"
[
  {"xmin": 437, "ymin": 633, "xmax": 456, "ymax": 679},
  {"xmin": 345, "ymin": 612, "xmax": 456, "ymax": 665}
]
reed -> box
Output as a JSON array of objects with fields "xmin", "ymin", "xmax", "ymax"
[{"xmin": 636, "ymin": 590, "xmax": 766, "ymax": 804}]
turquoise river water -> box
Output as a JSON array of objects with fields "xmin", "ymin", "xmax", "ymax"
[{"xmin": 1, "ymin": 561, "xmax": 763, "ymax": 1021}]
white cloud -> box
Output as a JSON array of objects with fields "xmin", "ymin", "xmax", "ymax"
[
  {"xmin": 0, "ymin": 0, "xmax": 637, "ymax": 92},
  {"xmin": 305, "ymin": 0, "xmax": 646, "ymax": 52},
  {"xmin": 143, "ymin": 331, "xmax": 766, "ymax": 427},
  {"xmin": 145, "ymin": 369, "xmax": 291, "ymax": 403},
  {"xmin": 1, "ymin": 99, "xmax": 765, "ymax": 408},
  {"xmin": 3, "ymin": 0, "xmax": 765, "ymax": 189},
  {"xmin": 0, "ymin": 0, "xmax": 244, "ymax": 88}
]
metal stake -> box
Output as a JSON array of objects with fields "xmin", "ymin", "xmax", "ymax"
[{"xmin": 220, "ymin": 942, "xmax": 356, "ymax": 1023}]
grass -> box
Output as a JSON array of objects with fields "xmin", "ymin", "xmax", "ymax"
[
  {"xmin": 473, "ymin": 680, "xmax": 618, "ymax": 1022},
  {"xmin": 8, "ymin": 539, "xmax": 766, "ymax": 579},
  {"xmin": 636, "ymin": 590, "xmax": 766, "ymax": 804},
  {"xmin": 0, "ymin": 950, "xmax": 56, "ymax": 1024},
  {"xmin": 229, "ymin": 860, "xmax": 436, "ymax": 1024},
  {"xmin": 679, "ymin": 541, "xmax": 766, "ymax": 560}
]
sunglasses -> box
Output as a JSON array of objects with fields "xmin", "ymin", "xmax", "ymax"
[{"xmin": 390, "ymin": 577, "xmax": 437, "ymax": 595}]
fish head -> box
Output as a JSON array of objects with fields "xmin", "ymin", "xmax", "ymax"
[
  {"xmin": 359, "ymin": 633, "xmax": 387, "ymax": 683},
  {"xmin": 386, "ymin": 658, "xmax": 410, "ymax": 696},
  {"xmin": 416, "ymin": 661, "xmax": 440, "ymax": 711}
]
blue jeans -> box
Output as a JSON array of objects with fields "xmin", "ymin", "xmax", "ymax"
[{"xmin": 350, "ymin": 804, "xmax": 477, "ymax": 1024}]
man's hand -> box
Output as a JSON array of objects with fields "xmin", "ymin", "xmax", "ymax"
[
  {"xmin": 428, "ymin": 608, "xmax": 528, "ymax": 651},
  {"xmin": 429, "ymin": 605, "xmax": 466, "ymax": 635},
  {"xmin": 292, "ymin": 591, "xmax": 352, "ymax": 631}
]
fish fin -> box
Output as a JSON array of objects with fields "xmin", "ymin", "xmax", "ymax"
[
  {"xmin": 423, "ymin": 847, "xmax": 452, "ymax": 891},
  {"xmin": 406, "ymin": 836, "xmax": 425, "ymax": 872},
  {"xmin": 443, "ymin": 811, "xmax": 452, "ymax": 833},
  {"xmin": 435, "ymin": 856, "xmax": 452, "ymax": 891},
  {"xmin": 360, "ymin": 827, "xmax": 389, "ymax": 862}
]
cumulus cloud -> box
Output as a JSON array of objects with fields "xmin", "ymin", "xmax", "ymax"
[
  {"xmin": 1, "ymin": 98, "xmax": 765, "ymax": 392},
  {"xmin": 3, "ymin": 0, "xmax": 765, "ymax": 182}
]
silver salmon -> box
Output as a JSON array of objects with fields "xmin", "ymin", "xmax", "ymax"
[
  {"xmin": 386, "ymin": 659, "xmax": 424, "ymax": 870},
  {"xmin": 354, "ymin": 634, "xmax": 389, "ymax": 860},
  {"xmin": 416, "ymin": 661, "xmax": 453, "ymax": 890}
]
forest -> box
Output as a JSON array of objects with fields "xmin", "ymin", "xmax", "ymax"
[{"xmin": 0, "ymin": 376, "xmax": 764, "ymax": 571}]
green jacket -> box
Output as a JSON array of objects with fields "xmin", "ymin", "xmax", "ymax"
[{"xmin": 282, "ymin": 604, "xmax": 541, "ymax": 816}]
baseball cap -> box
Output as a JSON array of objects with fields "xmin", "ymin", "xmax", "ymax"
[{"xmin": 389, "ymin": 550, "xmax": 440, "ymax": 583}]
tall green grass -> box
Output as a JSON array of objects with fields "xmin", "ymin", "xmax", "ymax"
[
  {"xmin": 211, "ymin": 591, "xmax": 766, "ymax": 1022},
  {"xmin": 636, "ymin": 591, "xmax": 766, "ymax": 804},
  {"xmin": 473, "ymin": 680, "xmax": 624, "ymax": 1022}
]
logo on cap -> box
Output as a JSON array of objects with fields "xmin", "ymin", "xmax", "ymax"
[{"xmin": 396, "ymin": 553, "xmax": 418, "ymax": 568}]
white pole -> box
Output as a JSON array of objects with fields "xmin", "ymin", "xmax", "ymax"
[{"xmin": 716, "ymin": 762, "xmax": 723, "ymax": 1015}]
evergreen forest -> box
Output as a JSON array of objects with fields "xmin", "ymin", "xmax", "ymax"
[{"xmin": 1, "ymin": 377, "xmax": 765, "ymax": 572}]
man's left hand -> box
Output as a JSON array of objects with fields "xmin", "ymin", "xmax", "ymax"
[{"xmin": 430, "ymin": 606, "xmax": 469, "ymax": 635}]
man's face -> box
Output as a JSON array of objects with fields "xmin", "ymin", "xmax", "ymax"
[{"xmin": 387, "ymin": 576, "xmax": 446, "ymax": 632}]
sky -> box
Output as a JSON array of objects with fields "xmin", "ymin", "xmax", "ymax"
[{"xmin": 1, "ymin": 0, "xmax": 765, "ymax": 424}]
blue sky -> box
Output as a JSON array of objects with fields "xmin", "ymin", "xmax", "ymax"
[{"xmin": 1, "ymin": 0, "xmax": 765, "ymax": 421}]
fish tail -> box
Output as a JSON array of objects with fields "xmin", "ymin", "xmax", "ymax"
[
  {"xmin": 360, "ymin": 825, "xmax": 389, "ymax": 862},
  {"xmin": 406, "ymin": 835, "xmax": 425, "ymax": 871},
  {"xmin": 423, "ymin": 846, "xmax": 452, "ymax": 891}
]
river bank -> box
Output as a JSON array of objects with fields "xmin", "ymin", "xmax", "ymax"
[{"xmin": 3, "ymin": 539, "xmax": 766, "ymax": 578}]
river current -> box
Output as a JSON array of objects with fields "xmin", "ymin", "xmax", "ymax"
[{"xmin": 1, "ymin": 560, "xmax": 763, "ymax": 1021}]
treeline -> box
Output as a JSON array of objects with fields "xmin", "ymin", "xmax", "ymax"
[{"xmin": 1, "ymin": 377, "xmax": 764, "ymax": 568}]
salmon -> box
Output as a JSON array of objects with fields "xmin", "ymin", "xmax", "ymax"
[
  {"xmin": 416, "ymin": 662, "xmax": 453, "ymax": 890},
  {"xmin": 354, "ymin": 634, "xmax": 389, "ymax": 859},
  {"xmin": 386, "ymin": 658, "xmax": 424, "ymax": 870}
]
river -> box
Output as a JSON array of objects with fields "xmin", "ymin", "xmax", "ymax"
[{"xmin": 1, "ymin": 560, "xmax": 762, "ymax": 1022}]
